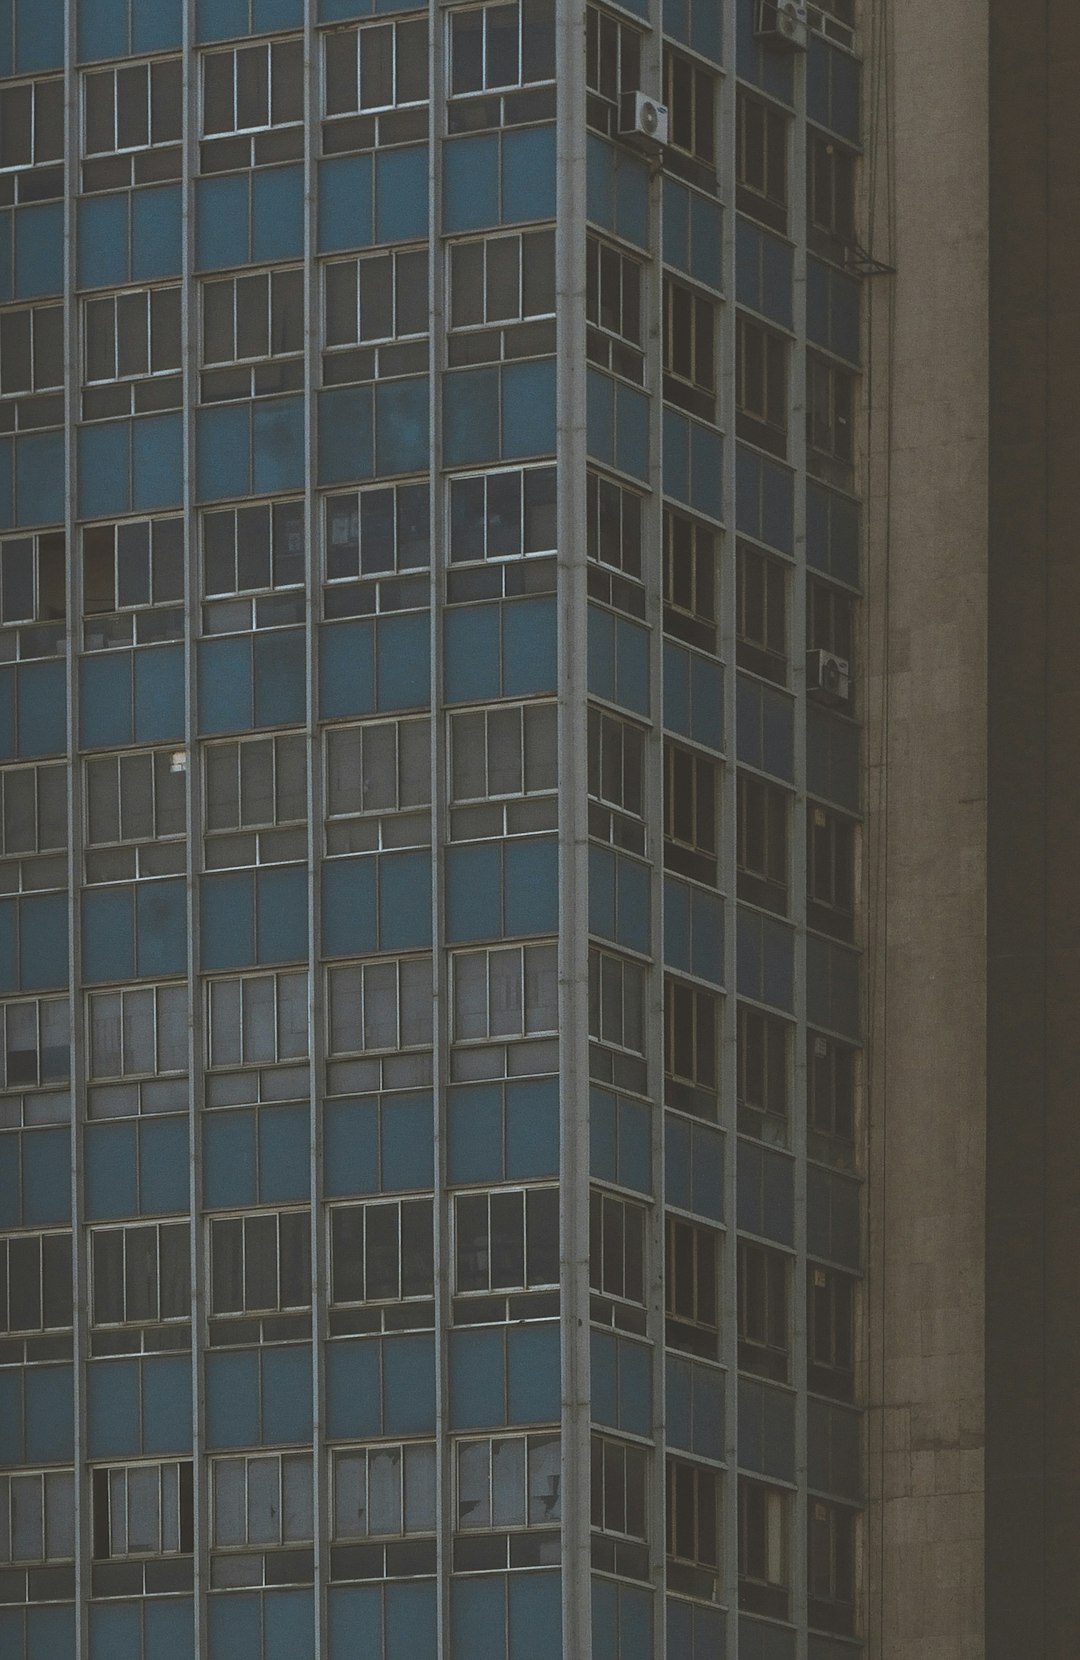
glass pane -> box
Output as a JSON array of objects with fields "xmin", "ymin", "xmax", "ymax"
[
  {"xmin": 277, "ymin": 1211, "xmax": 311, "ymax": 1309},
  {"xmin": 11, "ymin": 1476, "xmax": 43, "ymax": 1561},
  {"xmin": 209, "ymin": 979, "xmax": 242, "ymax": 1070},
  {"xmin": 126, "ymin": 1466, "xmax": 160, "ymax": 1554},
  {"xmin": 159, "ymin": 1224, "xmax": 190, "ymax": 1321},
  {"xmin": 333, "ymin": 1452, "xmax": 366, "ymax": 1538},
  {"xmin": 399, "ymin": 958, "xmax": 432, "ymax": 1048},
  {"xmin": 44, "ymin": 1472, "xmax": 75, "ymax": 1560},
  {"xmin": 450, "ymin": 712, "xmax": 486, "ymax": 801},
  {"xmin": 362, "ymin": 961, "xmax": 398, "ymax": 1051},
  {"xmin": 524, "ymin": 943, "xmax": 557, "ymax": 1034},
  {"xmin": 491, "ymin": 1437, "xmax": 526, "ymax": 1527},
  {"xmin": 210, "ymin": 1218, "xmax": 244, "ymax": 1314},
  {"xmin": 404, "ymin": 1443, "xmax": 436, "ymax": 1533},
  {"xmin": 282, "ymin": 1456, "xmax": 313, "ymax": 1542},
  {"xmin": 123, "ymin": 988, "xmax": 155, "ymax": 1076},
  {"xmin": 92, "ymin": 1230, "xmax": 126, "ymax": 1325},
  {"xmin": 124, "ymin": 1225, "xmax": 158, "ymax": 1323},
  {"xmin": 157, "ymin": 985, "xmax": 188, "ymax": 1074},
  {"xmin": 161, "ymin": 1463, "xmax": 179, "ymax": 1554},
  {"xmin": 457, "ymin": 1440, "xmax": 489, "ymax": 1529},
  {"xmin": 90, "ymin": 993, "xmax": 123, "ymax": 1079},
  {"xmin": 364, "ymin": 1203, "xmax": 399, "ymax": 1301},
  {"xmin": 247, "ymin": 1456, "xmax": 280, "ymax": 1545},
  {"xmin": 213, "ymin": 1459, "xmax": 246, "ymax": 1546},
  {"xmin": 488, "ymin": 948, "xmax": 523, "ymax": 1038},
  {"xmin": 331, "ymin": 1206, "xmax": 365, "ymax": 1305},
  {"xmin": 241, "ymin": 974, "xmax": 276, "ymax": 1065},
  {"xmin": 528, "ymin": 1435, "xmax": 561, "ymax": 1524},
  {"xmin": 367, "ymin": 1447, "xmax": 401, "ymax": 1535},
  {"xmin": 453, "ymin": 952, "xmax": 487, "ymax": 1042},
  {"xmin": 486, "ymin": 707, "xmax": 522, "ymax": 796}
]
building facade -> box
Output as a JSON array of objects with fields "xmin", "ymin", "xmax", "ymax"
[{"xmin": 0, "ymin": 1, "xmax": 868, "ymax": 1657}]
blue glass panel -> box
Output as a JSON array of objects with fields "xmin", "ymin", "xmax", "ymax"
[
  {"xmin": 196, "ymin": 403, "xmax": 250, "ymax": 502},
  {"xmin": 24, "ymin": 1363, "xmax": 72, "ymax": 1462},
  {"xmin": 384, "ymin": 1583, "xmax": 437, "ymax": 1660},
  {"xmin": 253, "ymin": 0, "xmax": 304, "ymax": 28},
  {"xmin": 134, "ymin": 644, "xmax": 184, "ymax": 743},
  {"xmin": 0, "ymin": 1373, "xmax": 19, "ymax": 1462},
  {"xmin": 664, "ymin": 178, "xmax": 690, "ymax": 272},
  {"xmin": 251, "ymin": 166, "xmax": 304, "ymax": 262},
  {"xmin": 590, "ymin": 1330, "xmax": 617, "ymax": 1426},
  {"xmin": 617, "ymin": 1586, "xmax": 653, "ymax": 1660},
  {"xmin": 205, "ymin": 1350, "xmax": 260, "ymax": 1448},
  {"xmin": 617, "ymin": 1336, "xmax": 652, "ymax": 1436},
  {"xmin": 0, "ymin": 214, "xmax": 10, "ymax": 307},
  {"xmin": 321, "ymin": 856, "xmax": 377, "ymax": 957},
  {"xmin": 0, "ymin": 1143, "xmax": 15, "ymax": 1226},
  {"xmin": 132, "ymin": 411, "xmax": 184, "ymax": 510},
  {"xmin": 87, "ymin": 1358, "xmax": 139, "ymax": 1458},
  {"xmin": 253, "ymin": 627, "xmax": 305, "ymax": 728},
  {"xmin": 507, "ymin": 1323, "xmax": 560, "ymax": 1423},
  {"xmin": 737, "ymin": 1142, "xmax": 764, "ymax": 1234},
  {"xmin": 21, "ymin": 1129, "xmax": 70, "ymax": 1225},
  {"xmin": 666, "ymin": 1115, "xmax": 691, "ymax": 1210},
  {"xmin": 318, "ymin": 385, "xmax": 374, "ymax": 485},
  {"xmin": 587, "ymin": 603, "xmax": 614, "ymax": 701},
  {"xmin": 592, "ymin": 1580, "xmax": 618, "ymax": 1660},
  {"xmin": 14, "ymin": 203, "xmax": 63, "ymax": 297},
  {"xmin": 264, "ymin": 1590, "xmax": 315, "ymax": 1660},
  {"xmin": 449, "ymin": 1328, "xmax": 504, "ymax": 1429},
  {"xmin": 324, "ymin": 1098, "xmax": 379, "ymax": 1196},
  {"xmin": 201, "ymin": 872, "xmax": 256, "ymax": 970},
  {"xmin": 133, "ymin": 0, "xmax": 183, "ymax": 52},
  {"xmin": 447, "ymin": 1084, "xmax": 503, "ymax": 1185},
  {"xmin": 142, "ymin": 1355, "xmax": 193, "ymax": 1455},
  {"xmin": 760, "ymin": 912, "xmax": 793, "ymax": 1010},
  {"xmin": 616, "ymin": 855, "xmax": 650, "ymax": 953},
  {"xmin": 132, "ymin": 185, "xmax": 183, "ymax": 281},
  {"xmin": 587, "ymin": 367, "xmax": 615, "ymax": 465},
  {"xmin": 664, "ymin": 640, "xmax": 691, "ymax": 736},
  {"xmin": 443, "ymin": 367, "xmax": 500, "ymax": 467},
  {"xmin": 443, "ymin": 604, "xmax": 499, "ymax": 703},
  {"xmin": 144, "ymin": 1598, "xmax": 195, "ymax": 1660},
  {"xmin": 0, "ymin": 670, "xmax": 15, "ymax": 763},
  {"xmin": 0, "ymin": 436, "xmax": 12, "ymax": 526},
  {"xmin": 443, "ymin": 133, "xmax": 499, "ymax": 232},
  {"xmin": 82, "ymin": 886, "xmax": 134, "ymax": 985},
  {"xmin": 262, "ymin": 1346, "xmax": 313, "ymax": 1444},
  {"xmin": 690, "ymin": 888, "xmax": 724, "ymax": 986},
  {"xmin": 502, "ymin": 124, "xmax": 556, "ymax": 222},
  {"xmin": 503, "ymin": 837, "xmax": 557, "ymax": 936},
  {"xmin": 375, "ymin": 144, "xmax": 428, "ymax": 243},
  {"xmin": 376, "ymin": 608, "xmax": 429, "ymax": 710},
  {"xmin": 690, "ymin": 191, "xmax": 722, "ymax": 288},
  {"xmin": 202, "ymin": 1111, "xmax": 258, "ymax": 1210},
  {"xmin": 620, "ymin": 1096, "xmax": 651, "ymax": 1193},
  {"xmin": 84, "ymin": 1121, "xmax": 138, "ymax": 1220},
  {"xmin": 206, "ymin": 1593, "xmax": 259, "ymax": 1659},
  {"xmin": 690, "ymin": 1124, "xmax": 724, "ymax": 1223},
  {"xmin": 325, "ymin": 1338, "xmax": 380, "ymax": 1440},
  {"xmin": 502, "ymin": 596, "xmax": 556, "ymax": 696},
  {"xmin": 14, "ymin": 429, "xmax": 62, "ymax": 527},
  {"xmin": 667, "ymin": 1355, "xmax": 692, "ymax": 1449},
  {"xmin": 590, "ymin": 845, "xmax": 614, "ymax": 940},
  {"xmin": 76, "ymin": 194, "xmax": 129, "ymax": 290},
  {"xmin": 196, "ymin": 0, "xmax": 248, "ymax": 43},
  {"xmin": 382, "ymin": 1333, "xmax": 436, "ymax": 1434},
  {"xmin": 508, "ymin": 1573, "xmax": 562, "ymax": 1660},
  {"xmin": 375, "ymin": 374, "xmax": 430, "ymax": 477},
  {"xmin": 198, "ymin": 635, "xmax": 253, "ymax": 735},
  {"xmin": 615, "ymin": 616, "xmax": 649, "ymax": 716},
  {"xmin": 762, "ymin": 686, "xmax": 794, "ymax": 780},
  {"xmin": 589, "ymin": 1087, "xmax": 617, "ymax": 1184},
  {"xmin": 25, "ymin": 1605, "xmax": 76, "ymax": 1660},
  {"xmin": 78, "ymin": 420, "xmax": 131, "ymax": 522},
  {"xmin": 445, "ymin": 843, "xmax": 501, "ymax": 943},
  {"xmin": 320, "ymin": 618, "xmax": 375, "ymax": 719},
  {"xmin": 259, "ymin": 1105, "xmax": 311, "ymax": 1204},
  {"xmin": 252, "ymin": 397, "xmax": 304, "ymax": 494},
  {"xmin": 505, "ymin": 1077, "xmax": 558, "ymax": 1178},
  {"xmin": 586, "ymin": 135, "xmax": 616, "ymax": 234},
  {"xmin": 613, "ymin": 150, "xmax": 649, "ymax": 250},
  {"xmin": 378, "ymin": 850, "xmax": 432, "ymax": 950},
  {"xmin": 17, "ymin": 659, "xmax": 65, "ymax": 761},
  {"xmin": 195, "ymin": 174, "xmax": 250, "ymax": 272},
  {"xmin": 502, "ymin": 357, "xmax": 556, "ymax": 460},
  {"xmin": 690, "ymin": 654, "xmax": 723, "ymax": 751},
  {"xmin": 736, "ymin": 905, "xmax": 763, "ymax": 1000},
  {"xmin": 760, "ymin": 456, "xmax": 794, "ymax": 554},
  {"xmin": 137, "ymin": 878, "xmax": 186, "ymax": 977},
  {"xmin": 615, "ymin": 382, "xmax": 649, "ymax": 481},
  {"xmin": 318, "ymin": 154, "xmax": 373, "ymax": 254},
  {"xmin": 328, "ymin": 1587, "xmax": 381, "ymax": 1659},
  {"xmin": 689, "ymin": 420, "xmax": 723, "ymax": 521},
  {"xmin": 140, "ymin": 1117, "xmax": 190, "ymax": 1216},
  {"xmin": 452, "ymin": 1577, "xmax": 505, "ymax": 1660},
  {"xmin": 14, "ymin": 0, "xmax": 63, "ymax": 68},
  {"xmin": 663, "ymin": 407, "xmax": 690, "ymax": 504},
  {"xmin": 255, "ymin": 865, "xmax": 307, "ymax": 965},
  {"xmin": 90, "ymin": 1603, "xmax": 140, "ymax": 1660}
]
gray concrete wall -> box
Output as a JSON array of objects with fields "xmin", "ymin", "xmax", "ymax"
[{"xmin": 862, "ymin": 0, "xmax": 988, "ymax": 1653}]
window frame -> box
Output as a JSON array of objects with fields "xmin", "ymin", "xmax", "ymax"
[
  {"xmin": 735, "ymin": 540, "xmax": 789, "ymax": 685},
  {"xmin": 737, "ymin": 1238, "xmax": 790, "ymax": 1382},
  {"xmin": 0, "ymin": 301, "xmax": 64, "ymax": 400},
  {"xmin": 736, "ymin": 311, "xmax": 790, "ymax": 456},
  {"xmin": 326, "ymin": 956, "xmax": 433, "ymax": 1058},
  {"xmin": 210, "ymin": 1451, "xmax": 312, "ymax": 1551},
  {"xmin": 455, "ymin": 1431, "xmax": 562, "ymax": 1532},
  {"xmin": 92, "ymin": 1460, "xmax": 194, "ymax": 1561},
  {"xmin": 329, "ymin": 1195, "xmax": 435, "ymax": 1308},
  {"xmin": 0, "ymin": 1230, "xmax": 72, "ymax": 1336},
  {"xmin": 0, "ymin": 994, "xmax": 70, "ymax": 1094},
  {"xmin": 82, "ymin": 57, "xmax": 183, "ymax": 157},
  {"xmin": 451, "ymin": 941, "xmax": 559, "ymax": 1045},
  {"xmin": 208, "ymin": 1208, "xmax": 312, "ymax": 1319},
  {"xmin": 736, "ymin": 771, "xmax": 790, "ymax": 916},
  {"xmin": 663, "ymin": 274, "xmax": 717, "ymax": 417},
  {"xmin": 665, "ymin": 1212, "xmax": 720, "ymax": 1358},
  {"xmin": 736, "ymin": 87, "xmax": 789, "ymax": 233},
  {"xmin": 0, "ymin": 1470, "xmax": 76, "ymax": 1566},
  {"xmin": 89, "ymin": 1220, "xmax": 191, "ymax": 1330},
  {"xmin": 331, "ymin": 1440, "xmax": 438, "ymax": 1542},
  {"xmin": 452, "ymin": 1183, "xmax": 560, "ymax": 1297},
  {"xmin": 201, "ymin": 39, "xmax": 304, "ymax": 139},
  {"xmin": 322, "ymin": 16, "xmax": 430, "ymax": 119}
]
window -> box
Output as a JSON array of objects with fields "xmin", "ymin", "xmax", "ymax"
[
  {"xmin": 88, "ymin": 983, "xmax": 188, "ymax": 1083},
  {"xmin": 203, "ymin": 499, "xmax": 305, "ymax": 600},
  {"xmin": 585, "ymin": 5, "xmax": 641, "ymax": 138},
  {"xmin": 808, "ymin": 573, "xmax": 854, "ymax": 669},
  {"xmin": 201, "ymin": 269, "xmax": 305, "ymax": 400},
  {"xmin": 667, "ymin": 1458, "xmax": 720, "ymax": 1600},
  {"xmin": 84, "ymin": 748, "xmax": 186, "ymax": 868},
  {"xmin": 0, "ymin": 1471, "xmax": 75, "ymax": 1566},
  {"xmin": 587, "ymin": 471, "xmax": 643, "ymax": 582},
  {"xmin": 452, "ymin": 943, "xmax": 557, "ymax": 1042},
  {"xmin": 586, "ymin": 236, "xmax": 644, "ymax": 383},
  {"xmin": 330, "ymin": 1197, "xmax": 434, "ymax": 1307},
  {"xmin": 664, "ymin": 740, "xmax": 719, "ymax": 885},
  {"xmin": 0, "ymin": 998, "xmax": 69, "ymax": 1093},
  {"xmin": 809, "ymin": 132, "xmax": 856, "ymax": 252},
  {"xmin": 664, "ymin": 978, "xmax": 719, "ymax": 1120},
  {"xmin": 736, "ymin": 314, "xmax": 789, "ymax": 457},
  {"xmin": 736, "ymin": 773, "xmax": 789, "ymax": 915},
  {"xmin": 91, "ymin": 1223, "xmax": 190, "ymax": 1328},
  {"xmin": 211, "ymin": 1453, "xmax": 311, "ymax": 1553},
  {"xmin": 591, "ymin": 1435, "xmax": 648, "ymax": 1580},
  {"xmin": 209, "ymin": 1210, "xmax": 311, "ymax": 1317},
  {"xmin": 666, "ymin": 1214, "xmax": 719, "ymax": 1358},
  {"xmin": 208, "ymin": 970, "xmax": 308, "ymax": 1069},
  {"xmin": 736, "ymin": 89, "xmax": 788, "ymax": 233},
  {"xmin": 454, "ymin": 1185, "xmax": 559, "ymax": 1295},
  {"xmin": 449, "ymin": 0, "xmax": 555, "ymax": 97},
  {"xmin": 664, "ymin": 277, "xmax": 716, "ymax": 417},
  {"xmin": 324, "ymin": 247, "xmax": 428, "ymax": 356},
  {"xmin": 325, "ymin": 718, "xmax": 431, "ymax": 851},
  {"xmin": 808, "ymin": 1500, "xmax": 857, "ymax": 1635},
  {"xmin": 588, "ymin": 708, "xmax": 645, "ymax": 855},
  {"xmin": 737, "ymin": 1003, "xmax": 790, "ymax": 1141},
  {"xmin": 202, "ymin": 40, "xmax": 303, "ymax": 137},
  {"xmin": 327, "ymin": 958, "xmax": 432, "ymax": 1055},
  {"xmin": 449, "ymin": 465, "xmax": 557, "ymax": 563},
  {"xmin": 808, "ymin": 1031, "xmax": 856, "ymax": 1158},
  {"xmin": 738, "ymin": 1477, "xmax": 789, "ymax": 1619},
  {"xmin": 0, "ymin": 763, "xmax": 67, "ymax": 887},
  {"xmin": 205, "ymin": 732, "xmax": 306, "ymax": 850},
  {"xmin": 737, "ymin": 1240, "xmax": 789, "ymax": 1382},
  {"xmin": 0, "ymin": 303, "xmax": 63, "ymax": 400},
  {"xmin": 808, "ymin": 804, "xmax": 856, "ymax": 940},
  {"xmin": 0, "ymin": 532, "xmax": 66, "ymax": 661},
  {"xmin": 324, "ymin": 483, "xmax": 430, "ymax": 617},
  {"xmin": 0, "ymin": 76, "xmax": 63, "ymax": 187},
  {"xmin": 84, "ymin": 286, "xmax": 182, "ymax": 405},
  {"xmin": 663, "ymin": 49, "xmax": 715, "ymax": 171},
  {"xmin": 457, "ymin": 1433, "xmax": 560, "ymax": 1531},
  {"xmin": 807, "ymin": 352, "xmax": 856, "ymax": 469},
  {"xmin": 808, "ymin": 1263, "xmax": 855, "ymax": 1401},
  {"xmin": 93, "ymin": 1462, "xmax": 193, "ymax": 1560},
  {"xmin": 449, "ymin": 702, "xmax": 557, "ymax": 836},
  {"xmin": 663, "ymin": 508, "xmax": 717, "ymax": 651},
  {"xmin": 736, "ymin": 542, "xmax": 787, "ymax": 684},
  {"xmin": 84, "ymin": 58, "xmax": 182, "ymax": 156},
  {"xmin": 332, "ymin": 1443, "xmax": 436, "ymax": 1541},
  {"xmin": 323, "ymin": 18, "xmax": 429, "ymax": 118},
  {"xmin": 588, "ymin": 949, "xmax": 646, "ymax": 1057},
  {"xmin": 0, "ymin": 1232, "xmax": 71, "ymax": 1335},
  {"xmin": 82, "ymin": 516, "xmax": 185, "ymax": 651},
  {"xmin": 589, "ymin": 1189, "xmax": 645, "ymax": 1307},
  {"xmin": 449, "ymin": 231, "xmax": 555, "ymax": 366}
]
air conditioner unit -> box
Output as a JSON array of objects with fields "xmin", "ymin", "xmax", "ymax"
[
  {"xmin": 754, "ymin": 0, "xmax": 809, "ymax": 52},
  {"xmin": 619, "ymin": 91, "xmax": 669, "ymax": 151},
  {"xmin": 806, "ymin": 648, "xmax": 850, "ymax": 705}
]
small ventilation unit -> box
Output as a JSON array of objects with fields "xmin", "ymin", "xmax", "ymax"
[
  {"xmin": 619, "ymin": 91, "xmax": 669, "ymax": 151},
  {"xmin": 754, "ymin": 0, "xmax": 809, "ymax": 52},
  {"xmin": 806, "ymin": 648, "xmax": 850, "ymax": 706}
]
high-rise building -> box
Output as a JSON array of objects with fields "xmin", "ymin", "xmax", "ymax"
[{"xmin": 0, "ymin": 0, "xmax": 899, "ymax": 1655}]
